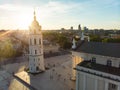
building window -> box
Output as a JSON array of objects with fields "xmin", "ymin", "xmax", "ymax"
[
  {"xmin": 109, "ymin": 83, "xmax": 117, "ymax": 89},
  {"xmin": 91, "ymin": 57, "xmax": 96, "ymax": 63},
  {"xmin": 39, "ymin": 39, "xmax": 41, "ymax": 44},
  {"xmin": 107, "ymin": 60, "xmax": 112, "ymax": 66},
  {"xmin": 112, "ymin": 84, "xmax": 116, "ymax": 89},
  {"xmin": 36, "ymin": 66, "xmax": 39, "ymax": 71},
  {"xmin": 34, "ymin": 39, "xmax": 36, "ymax": 45},
  {"xmin": 119, "ymin": 63, "xmax": 120, "ymax": 68},
  {"xmin": 35, "ymin": 50, "xmax": 37, "ymax": 54}
]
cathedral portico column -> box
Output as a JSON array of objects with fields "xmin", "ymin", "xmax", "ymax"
[
  {"xmin": 94, "ymin": 79, "xmax": 98, "ymax": 90},
  {"xmin": 83, "ymin": 74, "xmax": 86, "ymax": 90},
  {"xmin": 105, "ymin": 81, "xmax": 109, "ymax": 90},
  {"xmin": 76, "ymin": 72, "xmax": 79, "ymax": 90},
  {"xmin": 117, "ymin": 84, "xmax": 120, "ymax": 90}
]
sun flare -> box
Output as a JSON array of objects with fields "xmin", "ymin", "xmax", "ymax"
[{"xmin": 16, "ymin": 12, "xmax": 33, "ymax": 30}]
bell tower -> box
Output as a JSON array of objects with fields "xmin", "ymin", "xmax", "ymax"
[{"xmin": 28, "ymin": 10, "xmax": 45, "ymax": 73}]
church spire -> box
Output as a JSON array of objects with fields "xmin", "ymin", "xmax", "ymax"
[{"xmin": 34, "ymin": 10, "xmax": 36, "ymax": 21}]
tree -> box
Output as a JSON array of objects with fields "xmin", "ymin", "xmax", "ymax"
[
  {"xmin": 0, "ymin": 40, "xmax": 16, "ymax": 59},
  {"xmin": 102, "ymin": 38, "xmax": 108, "ymax": 43},
  {"xmin": 57, "ymin": 34, "xmax": 72, "ymax": 49}
]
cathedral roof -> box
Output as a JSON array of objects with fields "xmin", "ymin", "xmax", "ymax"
[
  {"xmin": 73, "ymin": 41, "xmax": 120, "ymax": 58},
  {"xmin": 76, "ymin": 61, "xmax": 120, "ymax": 79}
]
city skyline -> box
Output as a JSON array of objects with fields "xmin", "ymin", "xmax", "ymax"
[{"xmin": 0, "ymin": 0, "xmax": 120, "ymax": 30}]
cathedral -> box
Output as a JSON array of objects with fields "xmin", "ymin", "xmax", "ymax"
[
  {"xmin": 71, "ymin": 35, "xmax": 120, "ymax": 90},
  {"xmin": 28, "ymin": 11, "xmax": 45, "ymax": 73}
]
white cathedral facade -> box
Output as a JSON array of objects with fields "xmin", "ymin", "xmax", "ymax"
[
  {"xmin": 71, "ymin": 35, "xmax": 120, "ymax": 90},
  {"xmin": 28, "ymin": 11, "xmax": 45, "ymax": 73}
]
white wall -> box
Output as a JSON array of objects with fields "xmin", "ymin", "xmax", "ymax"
[
  {"xmin": 76, "ymin": 70, "xmax": 119, "ymax": 90},
  {"xmin": 72, "ymin": 51, "xmax": 120, "ymax": 68}
]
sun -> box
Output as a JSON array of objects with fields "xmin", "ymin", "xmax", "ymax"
[{"xmin": 16, "ymin": 12, "xmax": 33, "ymax": 30}]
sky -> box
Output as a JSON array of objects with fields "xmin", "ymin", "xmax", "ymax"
[{"xmin": 0, "ymin": 0, "xmax": 120, "ymax": 30}]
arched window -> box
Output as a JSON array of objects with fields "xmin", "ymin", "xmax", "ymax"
[
  {"xmin": 35, "ymin": 50, "xmax": 37, "ymax": 54},
  {"xmin": 34, "ymin": 39, "xmax": 36, "ymax": 45},
  {"xmin": 39, "ymin": 39, "xmax": 41, "ymax": 44},
  {"xmin": 91, "ymin": 57, "xmax": 96, "ymax": 63},
  {"xmin": 107, "ymin": 60, "xmax": 112, "ymax": 66}
]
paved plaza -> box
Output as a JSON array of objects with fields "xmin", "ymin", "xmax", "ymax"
[{"xmin": 0, "ymin": 54, "xmax": 75, "ymax": 90}]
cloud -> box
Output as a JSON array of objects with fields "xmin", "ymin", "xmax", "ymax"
[
  {"xmin": 37, "ymin": 1, "xmax": 84, "ymax": 16},
  {"xmin": 0, "ymin": 4, "xmax": 26, "ymax": 11},
  {"xmin": 0, "ymin": 0, "xmax": 120, "ymax": 29}
]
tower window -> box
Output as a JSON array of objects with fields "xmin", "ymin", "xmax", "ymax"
[
  {"xmin": 107, "ymin": 60, "xmax": 112, "ymax": 66},
  {"xmin": 35, "ymin": 50, "xmax": 37, "ymax": 54},
  {"xmin": 39, "ymin": 39, "xmax": 41, "ymax": 44},
  {"xmin": 34, "ymin": 39, "xmax": 36, "ymax": 45}
]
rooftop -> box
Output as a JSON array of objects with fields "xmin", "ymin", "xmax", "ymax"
[
  {"xmin": 74, "ymin": 41, "xmax": 120, "ymax": 58},
  {"xmin": 77, "ymin": 61, "xmax": 120, "ymax": 76}
]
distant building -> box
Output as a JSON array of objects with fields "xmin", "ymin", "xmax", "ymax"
[
  {"xmin": 83, "ymin": 26, "xmax": 88, "ymax": 33},
  {"xmin": 71, "ymin": 41, "xmax": 120, "ymax": 90},
  {"xmin": 61, "ymin": 28, "xmax": 65, "ymax": 30},
  {"xmin": 28, "ymin": 11, "xmax": 45, "ymax": 73},
  {"xmin": 71, "ymin": 26, "xmax": 73, "ymax": 30},
  {"xmin": 78, "ymin": 24, "xmax": 81, "ymax": 31}
]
